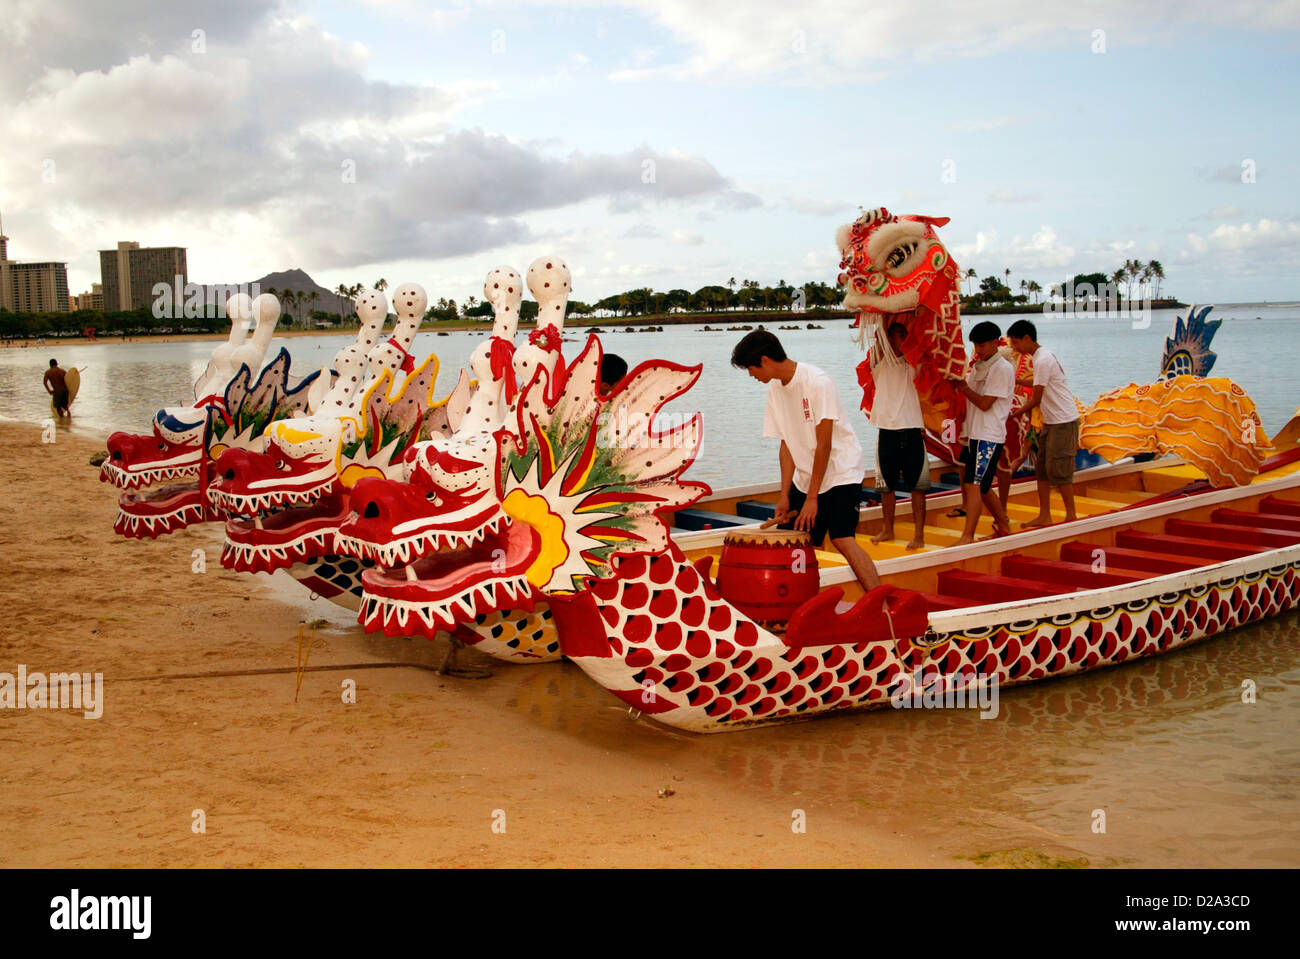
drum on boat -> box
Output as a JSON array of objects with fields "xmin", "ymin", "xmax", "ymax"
[{"xmin": 715, "ymin": 528, "xmax": 820, "ymax": 625}]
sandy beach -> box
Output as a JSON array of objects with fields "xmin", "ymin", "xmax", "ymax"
[
  {"xmin": 0, "ymin": 419, "xmax": 955, "ymax": 867},
  {"xmin": 4, "ymin": 416, "xmax": 1297, "ymax": 868}
]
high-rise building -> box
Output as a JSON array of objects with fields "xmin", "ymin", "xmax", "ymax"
[
  {"xmin": 72, "ymin": 282, "xmax": 104, "ymax": 311},
  {"xmin": 0, "ymin": 226, "xmax": 70, "ymax": 312},
  {"xmin": 99, "ymin": 241, "xmax": 187, "ymax": 311}
]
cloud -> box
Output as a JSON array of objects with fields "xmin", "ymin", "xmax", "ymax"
[
  {"xmin": 1200, "ymin": 163, "xmax": 1255, "ymax": 183},
  {"xmin": 623, "ymin": 222, "xmax": 662, "ymax": 238},
  {"xmin": 669, "ymin": 229, "xmax": 705, "ymax": 246},
  {"xmin": 988, "ymin": 189, "xmax": 1041, "ymax": 203},
  {"xmin": 950, "ymin": 116, "xmax": 1025, "ymax": 133},
  {"xmin": 950, "ymin": 225, "xmax": 1078, "ymax": 273},
  {"xmin": 601, "ymin": 0, "xmax": 1300, "ymax": 84},
  {"xmin": 786, "ymin": 196, "xmax": 853, "ymax": 216},
  {"xmin": 0, "ymin": 6, "xmax": 755, "ymax": 283}
]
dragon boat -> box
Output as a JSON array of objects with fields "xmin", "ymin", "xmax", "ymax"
[{"xmin": 315, "ymin": 209, "xmax": 1300, "ymax": 735}]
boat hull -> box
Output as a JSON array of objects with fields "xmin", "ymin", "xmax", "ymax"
[{"xmin": 560, "ymin": 516, "xmax": 1300, "ymax": 733}]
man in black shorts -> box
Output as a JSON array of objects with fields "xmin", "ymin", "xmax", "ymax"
[
  {"xmin": 733, "ymin": 330, "xmax": 880, "ymax": 592},
  {"xmin": 868, "ymin": 322, "xmax": 930, "ymax": 550},
  {"xmin": 947, "ymin": 322, "xmax": 1014, "ymax": 546}
]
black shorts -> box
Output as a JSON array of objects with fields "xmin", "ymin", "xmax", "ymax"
[
  {"xmin": 875, "ymin": 428, "xmax": 930, "ymax": 494},
  {"xmin": 960, "ymin": 440, "xmax": 1003, "ymax": 495},
  {"xmin": 780, "ymin": 482, "xmax": 863, "ymax": 547}
]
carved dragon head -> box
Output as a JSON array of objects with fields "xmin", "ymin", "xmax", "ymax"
[
  {"xmin": 100, "ymin": 294, "xmax": 321, "ymax": 537},
  {"xmin": 337, "ymin": 332, "xmax": 709, "ymax": 639},
  {"xmin": 219, "ymin": 353, "xmax": 472, "ymax": 576},
  {"xmin": 208, "ymin": 284, "xmax": 425, "ymax": 518}
]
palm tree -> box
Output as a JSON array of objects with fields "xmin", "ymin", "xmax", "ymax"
[
  {"xmin": 1148, "ymin": 260, "xmax": 1164, "ymax": 301},
  {"xmin": 1004, "ymin": 267, "xmax": 1011, "ymax": 293},
  {"xmin": 1020, "ymin": 279, "xmax": 1028, "ymax": 302},
  {"xmin": 374, "ymin": 278, "xmax": 388, "ymax": 293},
  {"xmin": 1111, "ymin": 268, "xmax": 1127, "ymax": 305},
  {"xmin": 1125, "ymin": 259, "xmax": 1143, "ymax": 303},
  {"xmin": 965, "ymin": 267, "xmax": 976, "ymax": 297},
  {"xmin": 1028, "ymin": 280, "xmax": 1042, "ymax": 304}
]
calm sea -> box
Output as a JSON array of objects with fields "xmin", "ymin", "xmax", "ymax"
[{"xmin": 3, "ymin": 303, "xmax": 1298, "ymax": 491}]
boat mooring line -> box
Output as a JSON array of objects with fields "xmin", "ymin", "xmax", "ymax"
[{"xmin": 111, "ymin": 662, "xmax": 485, "ymax": 682}]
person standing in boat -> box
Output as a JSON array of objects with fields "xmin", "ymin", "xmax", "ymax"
[
  {"xmin": 947, "ymin": 321, "xmax": 1014, "ymax": 545},
  {"xmin": 1007, "ymin": 318, "xmax": 1079, "ymax": 527},
  {"xmin": 867, "ymin": 321, "xmax": 929, "ymax": 550},
  {"xmin": 732, "ymin": 329, "xmax": 880, "ymax": 592}
]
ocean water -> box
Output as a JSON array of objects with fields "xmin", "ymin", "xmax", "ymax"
[{"xmin": 3, "ymin": 303, "xmax": 1298, "ymax": 492}]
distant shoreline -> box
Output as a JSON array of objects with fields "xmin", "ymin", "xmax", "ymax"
[{"xmin": 8, "ymin": 299, "xmax": 1289, "ymax": 350}]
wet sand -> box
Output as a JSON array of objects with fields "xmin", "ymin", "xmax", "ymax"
[{"xmin": 2, "ymin": 418, "xmax": 1298, "ymax": 867}]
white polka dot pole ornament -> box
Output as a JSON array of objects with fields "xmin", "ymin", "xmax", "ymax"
[
  {"xmin": 514, "ymin": 256, "xmax": 571, "ymax": 402},
  {"xmin": 368, "ymin": 283, "xmax": 426, "ymax": 379},
  {"xmin": 462, "ymin": 266, "xmax": 522, "ymax": 433},
  {"xmin": 319, "ymin": 289, "xmax": 388, "ymax": 417}
]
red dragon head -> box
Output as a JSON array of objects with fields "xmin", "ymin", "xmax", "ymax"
[
  {"xmin": 101, "ymin": 349, "xmax": 317, "ymax": 538},
  {"xmin": 218, "ymin": 355, "xmax": 471, "ymax": 577},
  {"xmin": 335, "ymin": 334, "xmax": 710, "ymax": 639}
]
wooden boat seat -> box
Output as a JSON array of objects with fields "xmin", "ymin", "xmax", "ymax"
[
  {"xmin": 1165, "ymin": 519, "xmax": 1300, "ymax": 549},
  {"xmin": 936, "ymin": 569, "xmax": 1064, "ymax": 602},
  {"xmin": 736, "ymin": 500, "xmax": 777, "ymax": 521},
  {"xmin": 916, "ymin": 591, "xmax": 972, "ymax": 611},
  {"xmin": 1261, "ymin": 496, "xmax": 1300, "ymax": 516},
  {"xmin": 1001, "ymin": 555, "xmax": 1141, "ymax": 588},
  {"xmin": 1117, "ymin": 530, "xmax": 1264, "ymax": 561},
  {"xmin": 1059, "ymin": 540, "xmax": 1198, "ymax": 574},
  {"xmin": 1212, "ymin": 508, "xmax": 1300, "ymax": 532},
  {"xmin": 673, "ymin": 509, "xmax": 747, "ymax": 531}
]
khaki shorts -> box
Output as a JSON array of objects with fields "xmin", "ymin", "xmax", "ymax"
[{"xmin": 1037, "ymin": 420, "xmax": 1079, "ymax": 487}]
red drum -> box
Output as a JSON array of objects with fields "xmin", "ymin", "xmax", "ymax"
[{"xmin": 716, "ymin": 529, "xmax": 820, "ymax": 625}]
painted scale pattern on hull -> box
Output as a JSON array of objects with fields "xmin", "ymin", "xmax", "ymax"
[{"xmin": 564, "ymin": 551, "xmax": 1300, "ymax": 733}]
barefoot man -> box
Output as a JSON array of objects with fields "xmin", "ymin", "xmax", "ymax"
[
  {"xmin": 732, "ymin": 329, "xmax": 880, "ymax": 592},
  {"xmin": 43, "ymin": 359, "xmax": 70, "ymax": 418},
  {"xmin": 867, "ymin": 322, "xmax": 928, "ymax": 550},
  {"xmin": 1007, "ymin": 319, "xmax": 1079, "ymax": 526},
  {"xmin": 947, "ymin": 322, "xmax": 1014, "ymax": 546}
]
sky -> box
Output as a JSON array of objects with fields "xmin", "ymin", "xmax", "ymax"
[{"xmin": 2, "ymin": 0, "xmax": 1298, "ymax": 306}]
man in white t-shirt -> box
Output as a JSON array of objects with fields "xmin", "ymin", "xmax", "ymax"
[
  {"xmin": 732, "ymin": 329, "xmax": 880, "ymax": 593},
  {"xmin": 867, "ymin": 321, "xmax": 930, "ymax": 550},
  {"xmin": 946, "ymin": 321, "xmax": 1014, "ymax": 546},
  {"xmin": 1007, "ymin": 319, "xmax": 1079, "ymax": 526}
]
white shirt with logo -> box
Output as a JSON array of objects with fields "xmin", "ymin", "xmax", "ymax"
[
  {"xmin": 867, "ymin": 347, "xmax": 924, "ymax": 431},
  {"xmin": 963, "ymin": 354, "xmax": 1015, "ymax": 443},
  {"xmin": 1032, "ymin": 346, "xmax": 1079, "ymax": 425},
  {"xmin": 763, "ymin": 362, "xmax": 865, "ymax": 494}
]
